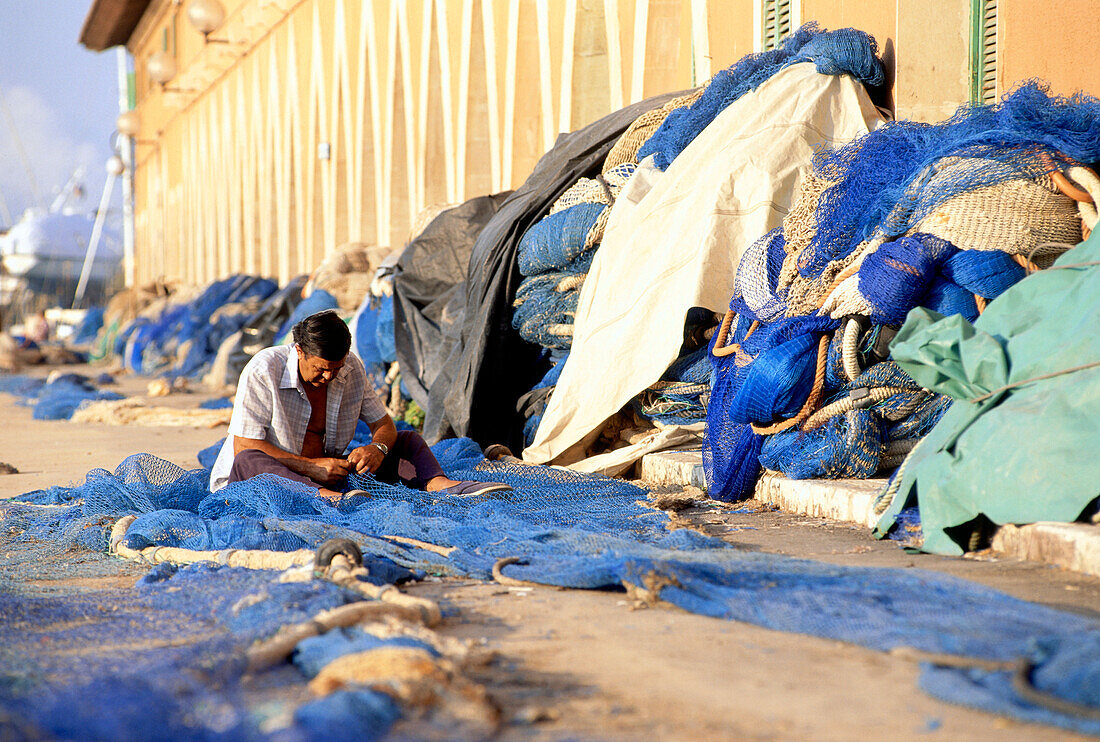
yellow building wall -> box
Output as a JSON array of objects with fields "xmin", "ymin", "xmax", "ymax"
[
  {"xmin": 127, "ymin": 0, "xmax": 735, "ymax": 287},
  {"xmin": 999, "ymin": 0, "xmax": 1100, "ymax": 99},
  {"xmin": 124, "ymin": 0, "xmax": 1100, "ymax": 287}
]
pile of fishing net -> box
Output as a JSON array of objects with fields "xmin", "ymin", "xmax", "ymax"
[
  {"xmin": 705, "ymin": 82, "xmax": 1100, "ymax": 502},
  {"xmin": 114, "ymin": 274, "xmax": 278, "ymax": 379},
  {"xmin": 514, "ymin": 23, "xmax": 887, "ymax": 449},
  {"xmin": 3, "ymin": 442, "xmax": 1100, "ymax": 735},
  {"xmin": 0, "ymin": 371, "xmax": 123, "ymax": 421}
]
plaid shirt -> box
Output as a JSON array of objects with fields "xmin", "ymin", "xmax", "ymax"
[{"xmin": 209, "ymin": 344, "xmax": 387, "ymax": 491}]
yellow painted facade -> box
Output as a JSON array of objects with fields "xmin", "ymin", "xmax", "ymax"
[{"xmin": 121, "ymin": 0, "xmax": 1099, "ymax": 286}]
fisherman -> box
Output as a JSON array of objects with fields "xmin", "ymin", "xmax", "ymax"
[
  {"xmin": 20, "ymin": 311, "xmax": 49, "ymax": 348},
  {"xmin": 209, "ymin": 309, "xmax": 511, "ymax": 499}
]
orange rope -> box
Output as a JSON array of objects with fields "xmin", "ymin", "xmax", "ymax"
[
  {"xmin": 974, "ymin": 295, "xmax": 987, "ymax": 314},
  {"xmin": 1011, "ymin": 253, "xmax": 1040, "ymax": 274},
  {"xmin": 750, "ymin": 335, "xmax": 830, "ymax": 435},
  {"xmin": 1051, "ymin": 170, "xmax": 1095, "ymax": 204},
  {"xmin": 711, "ymin": 317, "xmax": 758, "ymax": 358},
  {"xmin": 815, "ymin": 261, "xmax": 861, "ymax": 309}
]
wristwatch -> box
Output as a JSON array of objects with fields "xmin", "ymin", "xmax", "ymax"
[{"xmin": 372, "ymin": 442, "xmax": 389, "ymax": 456}]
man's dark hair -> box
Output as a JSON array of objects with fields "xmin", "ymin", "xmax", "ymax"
[{"xmin": 292, "ymin": 310, "xmax": 351, "ymax": 360}]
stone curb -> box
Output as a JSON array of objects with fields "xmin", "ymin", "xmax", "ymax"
[{"xmin": 640, "ymin": 448, "xmax": 1100, "ymax": 578}]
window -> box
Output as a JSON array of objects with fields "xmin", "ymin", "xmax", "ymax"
[
  {"xmin": 970, "ymin": 0, "xmax": 997, "ymax": 104},
  {"xmin": 761, "ymin": 0, "xmax": 793, "ymax": 51}
]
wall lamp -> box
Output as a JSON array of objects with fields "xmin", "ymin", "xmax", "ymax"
[
  {"xmin": 187, "ymin": 0, "xmax": 231, "ymax": 44},
  {"xmin": 114, "ymin": 112, "xmax": 158, "ymax": 147},
  {"xmin": 145, "ymin": 51, "xmax": 200, "ymax": 93}
]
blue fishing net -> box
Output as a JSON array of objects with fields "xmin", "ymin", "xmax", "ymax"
[
  {"xmin": 114, "ymin": 275, "xmax": 279, "ymax": 379},
  {"xmin": 71, "ymin": 306, "xmax": 105, "ymax": 344},
  {"xmin": 799, "ymin": 82, "xmax": 1100, "ymax": 278},
  {"xmin": 5, "ymin": 440, "xmax": 1100, "ymax": 734},
  {"xmin": 704, "ymin": 81, "xmax": 1100, "ymax": 502},
  {"xmin": 637, "ymin": 23, "xmax": 884, "ymax": 171},
  {"xmin": 0, "ymin": 555, "xmax": 411, "ymax": 741},
  {"xmin": 373, "ymin": 295, "xmax": 396, "ymax": 365},
  {"xmin": 517, "ymin": 202, "xmax": 605, "ymax": 276},
  {"xmin": 519, "ymin": 353, "xmax": 569, "ymax": 447},
  {"xmin": 0, "ymin": 372, "xmax": 124, "ymax": 420},
  {"xmin": 633, "ymin": 346, "xmax": 713, "ymax": 425},
  {"xmin": 275, "ymin": 288, "xmax": 339, "ymax": 343}
]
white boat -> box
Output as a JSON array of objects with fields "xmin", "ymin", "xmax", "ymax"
[{"xmin": 0, "ymin": 208, "xmax": 122, "ymax": 284}]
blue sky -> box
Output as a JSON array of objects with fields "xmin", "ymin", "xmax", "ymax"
[{"xmin": 0, "ymin": 1, "xmax": 122, "ymax": 227}]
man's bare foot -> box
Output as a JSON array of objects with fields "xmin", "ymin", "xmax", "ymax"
[
  {"xmin": 317, "ymin": 487, "xmax": 345, "ymax": 502},
  {"xmin": 425, "ymin": 475, "xmax": 462, "ymax": 492}
]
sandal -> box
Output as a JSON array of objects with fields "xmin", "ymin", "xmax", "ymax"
[{"xmin": 438, "ymin": 480, "xmax": 513, "ymax": 497}]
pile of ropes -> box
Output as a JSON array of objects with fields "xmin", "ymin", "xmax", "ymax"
[
  {"xmin": 3, "ymin": 443, "xmax": 1099, "ymax": 734},
  {"xmin": 513, "ymin": 23, "xmax": 886, "ymax": 446},
  {"xmin": 705, "ymin": 82, "xmax": 1100, "ymax": 502}
]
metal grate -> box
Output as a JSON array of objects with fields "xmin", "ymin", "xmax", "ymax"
[{"xmin": 762, "ymin": 0, "xmax": 792, "ymax": 51}]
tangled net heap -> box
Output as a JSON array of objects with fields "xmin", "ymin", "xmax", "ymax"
[
  {"xmin": 705, "ymin": 82, "xmax": 1100, "ymax": 501},
  {"xmin": 115, "ymin": 274, "xmax": 278, "ymax": 379},
  {"xmin": 4, "ymin": 444, "xmax": 1100, "ymax": 735}
]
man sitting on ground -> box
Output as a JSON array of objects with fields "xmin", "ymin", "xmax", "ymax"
[{"xmin": 209, "ymin": 309, "xmax": 511, "ymax": 499}]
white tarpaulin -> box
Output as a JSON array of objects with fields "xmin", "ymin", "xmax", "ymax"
[{"xmin": 523, "ymin": 62, "xmax": 885, "ymax": 468}]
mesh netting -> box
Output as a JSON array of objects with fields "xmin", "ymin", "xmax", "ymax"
[
  {"xmin": 704, "ymin": 81, "xmax": 1100, "ymax": 503},
  {"xmin": 0, "ymin": 546, "xmax": 407, "ymax": 741},
  {"xmin": 112, "ymin": 275, "xmax": 279, "ymax": 380},
  {"xmin": 0, "ymin": 371, "xmax": 125, "ymax": 420},
  {"xmin": 71, "ymin": 306, "xmax": 105, "ymax": 344},
  {"xmin": 4, "ymin": 442, "xmax": 1100, "ymax": 734},
  {"xmin": 636, "ymin": 23, "xmax": 884, "ymax": 171},
  {"xmin": 794, "ymin": 82, "xmax": 1100, "ymax": 278}
]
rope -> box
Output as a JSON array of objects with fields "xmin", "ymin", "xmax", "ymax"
[
  {"xmin": 841, "ymin": 318, "xmax": 862, "ymax": 381},
  {"xmin": 492, "ymin": 556, "xmax": 546, "ymax": 588},
  {"xmin": 378, "ymin": 534, "xmax": 456, "ymax": 557},
  {"xmin": 803, "ymin": 386, "xmax": 915, "ymax": 431},
  {"xmin": 815, "ymin": 260, "xmax": 861, "ymax": 310},
  {"xmin": 750, "ymin": 335, "xmax": 829, "ymax": 435},
  {"xmin": 708, "ymin": 314, "xmax": 743, "ymax": 356},
  {"xmin": 1012, "ymin": 253, "xmax": 1041, "ymax": 274},
  {"xmin": 968, "ymin": 359, "xmax": 1100, "ymax": 404},
  {"xmin": 891, "ymin": 647, "xmax": 1100, "ymax": 721}
]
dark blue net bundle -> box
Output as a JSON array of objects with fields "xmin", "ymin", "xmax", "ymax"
[
  {"xmin": 5, "ymin": 442, "xmax": 1100, "ymax": 734},
  {"xmin": 71, "ymin": 306, "xmax": 105, "ymax": 344},
  {"xmin": 636, "ymin": 23, "xmax": 885, "ymax": 171},
  {"xmin": 704, "ymin": 81, "xmax": 1100, "ymax": 504},
  {"xmin": 115, "ymin": 274, "xmax": 279, "ymax": 379}
]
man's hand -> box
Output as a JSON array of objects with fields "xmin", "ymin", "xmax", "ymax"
[
  {"xmin": 309, "ymin": 457, "xmax": 352, "ymax": 486},
  {"xmin": 347, "ymin": 444, "xmax": 385, "ymax": 474}
]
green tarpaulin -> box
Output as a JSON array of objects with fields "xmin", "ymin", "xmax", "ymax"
[{"xmin": 875, "ymin": 228, "xmax": 1100, "ymax": 554}]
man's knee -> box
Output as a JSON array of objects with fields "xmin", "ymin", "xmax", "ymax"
[{"xmin": 229, "ymin": 448, "xmax": 276, "ymax": 480}]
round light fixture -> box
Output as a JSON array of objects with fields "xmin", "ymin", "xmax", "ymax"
[
  {"xmin": 146, "ymin": 51, "xmax": 177, "ymax": 85},
  {"xmin": 187, "ymin": 0, "xmax": 227, "ymax": 38},
  {"xmin": 106, "ymin": 155, "xmax": 126, "ymax": 177},
  {"xmin": 116, "ymin": 110, "xmax": 141, "ymax": 138}
]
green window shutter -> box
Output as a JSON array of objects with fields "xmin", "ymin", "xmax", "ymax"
[
  {"xmin": 970, "ymin": 0, "xmax": 997, "ymax": 104},
  {"xmin": 762, "ymin": 0, "xmax": 793, "ymax": 51}
]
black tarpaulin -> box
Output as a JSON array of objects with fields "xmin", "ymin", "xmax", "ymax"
[
  {"xmin": 393, "ymin": 193, "xmax": 511, "ymax": 409},
  {"xmin": 424, "ymin": 91, "xmax": 683, "ymax": 451}
]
